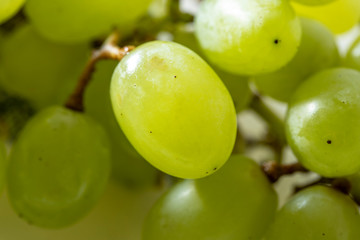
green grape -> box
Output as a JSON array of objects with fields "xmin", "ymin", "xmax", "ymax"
[
  {"xmin": 292, "ymin": 0, "xmax": 360, "ymax": 34},
  {"xmin": 110, "ymin": 41, "xmax": 237, "ymax": 179},
  {"xmin": 292, "ymin": 0, "xmax": 335, "ymax": 6},
  {"xmin": 253, "ymin": 17, "xmax": 339, "ymax": 102},
  {"xmin": 0, "ymin": 24, "xmax": 89, "ymax": 109},
  {"xmin": 7, "ymin": 106, "xmax": 111, "ymax": 228},
  {"xmin": 85, "ymin": 60, "xmax": 158, "ymax": 188},
  {"xmin": 143, "ymin": 155, "xmax": 278, "ymax": 240},
  {"xmin": 344, "ymin": 36, "xmax": 360, "ymax": 71},
  {"xmin": 173, "ymin": 28, "xmax": 252, "ymax": 112},
  {"xmin": 286, "ymin": 68, "xmax": 360, "ymax": 177},
  {"xmin": 25, "ymin": 0, "xmax": 153, "ymax": 43},
  {"xmin": 195, "ymin": 0, "xmax": 301, "ymax": 76},
  {"xmin": 0, "ymin": 142, "xmax": 6, "ymax": 195},
  {"xmin": 0, "ymin": 0, "xmax": 25, "ymax": 24},
  {"xmin": 264, "ymin": 185, "xmax": 360, "ymax": 240}
]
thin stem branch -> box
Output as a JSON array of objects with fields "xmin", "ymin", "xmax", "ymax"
[
  {"xmin": 65, "ymin": 30, "xmax": 135, "ymax": 112},
  {"xmin": 262, "ymin": 161, "xmax": 308, "ymax": 183}
]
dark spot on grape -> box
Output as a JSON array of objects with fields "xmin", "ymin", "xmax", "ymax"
[
  {"xmin": 174, "ymin": 75, "xmax": 177, "ymax": 78},
  {"xmin": 206, "ymin": 172, "xmax": 209, "ymax": 174},
  {"xmin": 274, "ymin": 39, "xmax": 280, "ymax": 44},
  {"xmin": 120, "ymin": 113, "xmax": 123, "ymax": 116},
  {"xmin": 213, "ymin": 167, "xmax": 217, "ymax": 171},
  {"xmin": 322, "ymin": 233, "xmax": 326, "ymax": 236},
  {"xmin": 150, "ymin": 131, "xmax": 152, "ymax": 133},
  {"xmin": 327, "ymin": 140, "xmax": 332, "ymax": 144},
  {"xmin": 133, "ymin": 84, "xmax": 137, "ymax": 87}
]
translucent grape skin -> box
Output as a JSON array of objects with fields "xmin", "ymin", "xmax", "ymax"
[
  {"xmin": 286, "ymin": 68, "xmax": 360, "ymax": 177},
  {"xmin": 344, "ymin": 36, "xmax": 360, "ymax": 71},
  {"xmin": 143, "ymin": 155, "xmax": 278, "ymax": 240},
  {"xmin": 85, "ymin": 60, "xmax": 158, "ymax": 188},
  {"xmin": 292, "ymin": 0, "xmax": 360, "ymax": 34},
  {"xmin": 25, "ymin": 0, "xmax": 153, "ymax": 43},
  {"xmin": 264, "ymin": 185, "xmax": 360, "ymax": 240},
  {"xmin": 0, "ymin": 0, "xmax": 25, "ymax": 24},
  {"xmin": 292, "ymin": 0, "xmax": 335, "ymax": 6},
  {"xmin": 0, "ymin": 24, "xmax": 89, "ymax": 109},
  {"xmin": 7, "ymin": 106, "xmax": 111, "ymax": 228},
  {"xmin": 110, "ymin": 41, "xmax": 237, "ymax": 179},
  {"xmin": 253, "ymin": 17, "xmax": 339, "ymax": 102},
  {"xmin": 195, "ymin": 0, "xmax": 302, "ymax": 76},
  {"xmin": 173, "ymin": 28, "xmax": 252, "ymax": 113}
]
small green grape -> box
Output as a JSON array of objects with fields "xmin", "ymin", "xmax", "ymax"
[
  {"xmin": 173, "ymin": 28, "xmax": 252, "ymax": 112},
  {"xmin": 85, "ymin": 60, "xmax": 158, "ymax": 188},
  {"xmin": 195, "ymin": 0, "xmax": 302, "ymax": 75},
  {"xmin": 253, "ymin": 17, "xmax": 339, "ymax": 102},
  {"xmin": 110, "ymin": 41, "xmax": 237, "ymax": 179},
  {"xmin": 292, "ymin": 0, "xmax": 360, "ymax": 34},
  {"xmin": 7, "ymin": 106, "xmax": 111, "ymax": 228},
  {"xmin": 25, "ymin": 0, "xmax": 153, "ymax": 43},
  {"xmin": 344, "ymin": 36, "xmax": 360, "ymax": 71},
  {"xmin": 264, "ymin": 185, "xmax": 360, "ymax": 240},
  {"xmin": 143, "ymin": 155, "xmax": 278, "ymax": 240},
  {"xmin": 286, "ymin": 68, "xmax": 360, "ymax": 177},
  {"xmin": 0, "ymin": 0, "xmax": 25, "ymax": 24},
  {"xmin": 0, "ymin": 24, "xmax": 89, "ymax": 109}
]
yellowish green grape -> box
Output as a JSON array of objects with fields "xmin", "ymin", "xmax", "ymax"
[
  {"xmin": 344, "ymin": 36, "xmax": 360, "ymax": 71},
  {"xmin": 195, "ymin": 0, "xmax": 302, "ymax": 76},
  {"xmin": 292, "ymin": 0, "xmax": 360, "ymax": 34},
  {"xmin": 85, "ymin": 60, "xmax": 158, "ymax": 188},
  {"xmin": 173, "ymin": 28, "xmax": 252, "ymax": 112},
  {"xmin": 25, "ymin": 0, "xmax": 153, "ymax": 43},
  {"xmin": 7, "ymin": 106, "xmax": 111, "ymax": 228},
  {"xmin": 253, "ymin": 18, "xmax": 339, "ymax": 102},
  {"xmin": 0, "ymin": 24, "xmax": 89, "ymax": 109},
  {"xmin": 292, "ymin": 0, "xmax": 335, "ymax": 6},
  {"xmin": 110, "ymin": 41, "xmax": 237, "ymax": 179},
  {"xmin": 0, "ymin": 0, "xmax": 25, "ymax": 24},
  {"xmin": 286, "ymin": 68, "xmax": 360, "ymax": 177},
  {"xmin": 264, "ymin": 185, "xmax": 360, "ymax": 240},
  {"xmin": 143, "ymin": 155, "xmax": 278, "ymax": 240}
]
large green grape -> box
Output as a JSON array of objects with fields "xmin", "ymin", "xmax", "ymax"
[
  {"xmin": 0, "ymin": 24, "xmax": 89, "ymax": 109},
  {"xmin": 7, "ymin": 106, "xmax": 111, "ymax": 228},
  {"xmin": 286, "ymin": 68, "xmax": 360, "ymax": 177},
  {"xmin": 110, "ymin": 41, "xmax": 237, "ymax": 179},
  {"xmin": 264, "ymin": 185, "xmax": 360, "ymax": 240},
  {"xmin": 173, "ymin": 28, "xmax": 252, "ymax": 112},
  {"xmin": 253, "ymin": 17, "xmax": 339, "ymax": 102},
  {"xmin": 0, "ymin": 0, "xmax": 25, "ymax": 24},
  {"xmin": 85, "ymin": 60, "xmax": 158, "ymax": 188},
  {"xmin": 25, "ymin": 0, "xmax": 153, "ymax": 43},
  {"xmin": 344, "ymin": 36, "xmax": 360, "ymax": 71},
  {"xmin": 143, "ymin": 155, "xmax": 278, "ymax": 240},
  {"xmin": 195, "ymin": 0, "xmax": 301, "ymax": 76},
  {"xmin": 292, "ymin": 0, "xmax": 335, "ymax": 6},
  {"xmin": 292, "ymin": 0, "xmax": 360, "ymax": 34}
]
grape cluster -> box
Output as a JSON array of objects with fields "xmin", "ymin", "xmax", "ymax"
[{"xmin": 0, "ymin": 0, "xmax": 360, "ymax": 239}]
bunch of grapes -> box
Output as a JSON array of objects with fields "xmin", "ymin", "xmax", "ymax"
[{"xmin": 0, "ymin": 0, "xmax": 360, "ymax": 239}]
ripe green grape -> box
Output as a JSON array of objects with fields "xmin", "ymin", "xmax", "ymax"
[
  {"xmin": 110, "ymin": 41, "xmax": 237, "ymax": 179},
  {"xmin": 85, "ymin": 60, "xmax": 158, "ymax": 188},
  {"xmin": 286, "ymin": 68, "xmax": 360, "ymax": 177},
  {"xmin": 253, "ymin": 18, "xmax": 339, "ymax": 102},
  {"xmin": 292, "ymin": 0, "xmax": 360, "ymax": 34},
  {"xmin": 0, "ymin": 0, "xmax": 25, "ymax": 24},
  {"xmin": 173, "ymin": 28, "xmax": 251, "ymax": 112},
  {"xmin": 7, "ymin": 106, "xmax": 111, "ymax": 228},
  {"xmin": 344, "ymin": 36, "xmax": 360, "ymax": 71},
  {"xmin": 25, "ymin": 0, "xmax": 153, "ymax": 43},
  {"xmin": 264, "ymin": 185, "xmax": 360, "ymax": 240},
  {"xmin": 292, "ymin": 0, "xmax": 335, "ymax": 6},
  {"xmin": 195, "ymin": 0, "xmax": 301, "ymax": 76},
  {"xmin": 143, "ymin": 155, "xmax": 278, "ymax": 240},
  {"xmin": 0, "ymin": 24, "xmax": 89, "ymax": 109}
]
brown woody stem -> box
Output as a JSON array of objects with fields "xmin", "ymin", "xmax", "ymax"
[
  {"xmin": 65, "ymin": 30, "xmax": 135, "ymax": 112},
  {"xmin": 262, "ymin": 161, "xmax": 308, "ymax": 183}
]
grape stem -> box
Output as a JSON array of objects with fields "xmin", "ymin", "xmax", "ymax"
[
  {"xmin": 294, "ymin": 177, "xmax": 352, "ymax": 196},
  {"xmin": 262, "ymin": 161, "xmax": 308, "ymax": 183},
  {"xmin": 250, "ymin": 94, "xmax": 286, "ymax": 162},
  {"xmin": 65, "ymin": 30, "xmax": 135, "ymax": 112}
]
